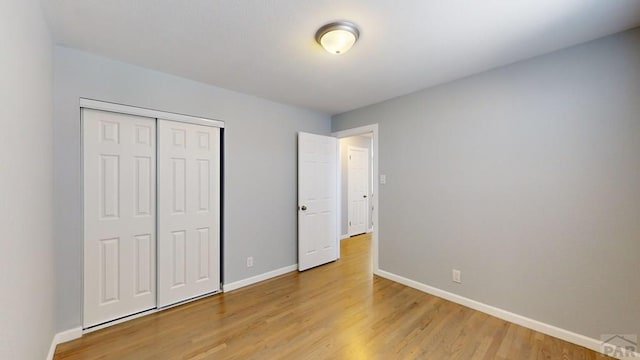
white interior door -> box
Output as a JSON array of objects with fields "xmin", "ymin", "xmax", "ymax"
[
  {"xmin": 157, "ymin": 119, "xmax": 220, "ymax": 307},
  {"xmin": 348, "ymin": 146, "xmax": 369, "ymax": 236},
  {"xmin": 298, "ymin": 132, "xmax": 338, "ymax": 271},
  {"xmin": 83, "ymin": 109, "xmax": 156, "ymax": 328}
]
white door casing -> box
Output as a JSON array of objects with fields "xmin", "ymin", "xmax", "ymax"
[
  {"xmin": 298, "ymin": 132, "xmax": 338, "ymax": 271},
  {"xmin": 348, "ymin": 146, "xmax": 369, "ymax": 236},
  {"xmin": 83, "ymin": 109, "xmax": 156, "ymax": 328},
  {"xmin": 157, "ymin": 119, "xmax": 220, "ymax": 307}
]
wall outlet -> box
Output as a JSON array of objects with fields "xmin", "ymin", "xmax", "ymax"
[
  {"xmin": 246, "ymin": 256, "xmax": 254, "ymax": 268},
  {"xmin": 452, "ymin": 269, "xmax": 461, "ymax": 284},
  {"xmin": 380, "ymin": 174, "xmax": 387, "ymax": 184}
]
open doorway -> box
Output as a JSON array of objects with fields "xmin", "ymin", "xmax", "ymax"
[
  {"xmin": 333, "ymin": 124, "xmax": 379, "ymax": 273},
  {"xmin": 339, "ymin": 135, "xmax": 373, "ymax": 238}
]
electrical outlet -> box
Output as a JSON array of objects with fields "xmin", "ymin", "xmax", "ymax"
[
  {"xmin": 452, "ymin": 269, "xmax": 461, "ymax": 284},
  {"xmin": 246, "ymin": 256, "xmax": 254, "ymax": 268}
]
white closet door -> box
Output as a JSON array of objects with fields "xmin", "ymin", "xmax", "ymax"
[
  {"xmin": 157, "ymin": 119, "xmax": 220, "ymax": 307},
  {"xmin": 83, "ymin": 109, "xmax": 156, "ymax": 328}
]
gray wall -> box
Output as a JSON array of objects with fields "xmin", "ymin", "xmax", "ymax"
[
  {"xmin": 0, "ymin": 0, "xmax": 55, "ymax": 359},
  {"xmin": 333, "ymin": 28, "xmax": 640, "ymax": 339},
  {"xmin": 339, "ymin": 136, "xmax": 372, "ymax": 236},
  {"xmin": 54, "ymin": 47, "xmax": 331, "ymax": 331}
]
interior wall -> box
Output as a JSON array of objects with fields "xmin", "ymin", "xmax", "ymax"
[
  {"xmin": 339, "ymin": 136, "xmax": 373, "ymax": 236},
  {"xmin": 53, "ymin": 46, "xmax": 331, "ymax": 331},
  {"xmin": 332, "ymin": 28, "xmax": 640, "ymax": 340},
  {"xmin": 0, "ymin": 0, "xmax": 55, "ymax": 359}
]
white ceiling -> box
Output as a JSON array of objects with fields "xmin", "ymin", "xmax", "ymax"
[{"xmin": 41, "ymin": 0, "xmax": 640, "ymax": 114}]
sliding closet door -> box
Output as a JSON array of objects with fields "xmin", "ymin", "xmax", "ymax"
[
  {"xmin": 83, "ymin": 109, "xmax": 156, "ymax": 328},
  {"xmin": 157, "ymin": 120, "xmax": 220, "ymax": 307}
]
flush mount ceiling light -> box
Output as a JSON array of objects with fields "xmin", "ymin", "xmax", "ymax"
[{"xmin": 315, "ymin": 21, "xmax": 360, "ymax": 55}]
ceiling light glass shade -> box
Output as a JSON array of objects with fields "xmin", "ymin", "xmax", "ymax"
[{"xmin": 315, "ymin": 21, "xmax": 360, "ymax": 55}]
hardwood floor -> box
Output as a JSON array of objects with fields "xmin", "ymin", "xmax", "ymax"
[{"xmin": 55, "ymin": 234, "xmax": 611, "ymax": 359}]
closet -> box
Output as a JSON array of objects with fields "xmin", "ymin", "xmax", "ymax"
[{"xmin": 82, "ymin": 102, "xmax": 222, "ymax": 328}]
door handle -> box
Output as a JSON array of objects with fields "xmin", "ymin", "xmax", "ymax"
[
  {"xmin": 300, "ymin": 205, "xmax": 307, "ymax": 211},
  {"xmin": 363, "ymin": 195, "xmax": 367, "ymax": 198}
]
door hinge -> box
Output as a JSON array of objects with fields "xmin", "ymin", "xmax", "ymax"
[{"xmin": 349, "ymin": 221, "xmax": 351, "ymax": 226}]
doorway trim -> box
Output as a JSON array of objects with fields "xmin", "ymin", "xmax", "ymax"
[{"xmin": 332, "ymin": 124, "xmax": 379, "ymax": 273}]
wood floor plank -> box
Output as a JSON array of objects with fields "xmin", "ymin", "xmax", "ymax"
[{"xmin": 54, "ymin": 233, "xmax": 612, "ymax": 359}]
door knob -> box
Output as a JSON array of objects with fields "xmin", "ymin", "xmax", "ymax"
[
  {"xmin": 363, "ymin": 195, "xmax": 367, "ymax": 198},
  {"xmin": 300, "ymin": 205, "xmax": 307, "ymax": 211}
]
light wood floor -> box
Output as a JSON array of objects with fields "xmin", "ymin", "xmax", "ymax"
[{"xmin": 55, "ymin": 234, "xmax": 611, "ymax": 359}]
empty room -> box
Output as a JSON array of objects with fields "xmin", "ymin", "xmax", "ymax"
[{"xmin": 2, "ymin": 1, "xmax": 640, "ymax": 359}]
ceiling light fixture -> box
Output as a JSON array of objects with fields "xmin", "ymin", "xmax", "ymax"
[{"xmin": 315, "ymin": 21, "xmax": 360, "ymax": 55}]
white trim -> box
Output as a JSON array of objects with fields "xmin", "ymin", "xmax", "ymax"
[
  {"xmin": 340, "ymin": 234, "xmax": 349, "ymax": 240},
  {"xmin": 79, "ymin": 98, "xmax": 225, "ymax": 128},
  {"xmin": 335, "ymin": 138, "xmax": 341, "ymax": 260},
  {"xmin": 336, "ymin": 136, "xmax": 343, "ymax": 252},
  {"xmin": 223, "ymin": 265, "xmax": 298, "ymax": 292},
  {"xmin": 49, "ymin": 270, "xmax": 639, "ymax": 360},
  {"xmin": 332, "ymin": 124, "xmax": 379, "ymax": 273},
  {"xmin": 46, "ymin": 327, "xmax": 83, "ymax": 360},
  {"xmin": 374, "ymin": 269, "xmax": 638, "ymax": 360}
]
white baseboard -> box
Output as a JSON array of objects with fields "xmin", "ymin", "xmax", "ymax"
[
  {"xmin": 46, "ymin": 327, "xmax": 82, "ymax": 360},
  {"xmin": 374, "ymin": 269, "xmax": 638, "ymax": 360},
  {"xmin": 46, "ymin": 269, "xmax": 637, "ymax": 360},
  {"xmin": 223, "ymin": 264, "xmax": 297, "ymax": 292}
]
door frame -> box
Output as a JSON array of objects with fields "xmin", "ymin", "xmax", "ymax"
[{"xmin": 332, "ymin": 124, "xmax": 379, "ymax": 273}]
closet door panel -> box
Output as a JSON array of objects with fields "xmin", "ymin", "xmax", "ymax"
[
  {"xmin": 83, "ymin": 109, "xmax": 156, "ymax": 328},
  {"xmin": 157, "ymin": 120, "xmax": 220, "ymax": 307}
]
